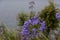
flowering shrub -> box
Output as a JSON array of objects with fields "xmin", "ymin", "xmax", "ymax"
[
  {"xmin": 20, "ymin": 12, "xmax": 60, "ymax": 40},
  {"xmin": 19, "ymin": 2, "xmax": 60, "ymax": 40},
  {"xmin": 21, "ymin": 16, "xmax": 46, "ymax": 40}
]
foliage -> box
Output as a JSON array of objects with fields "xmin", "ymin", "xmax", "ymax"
[
  {"xmin": 17, "ymin": 12, "xmax": 28, "ymax": 26},
  {"xmin": 39, "ymin": 2, "xmax": 59, "ymax": 37}
]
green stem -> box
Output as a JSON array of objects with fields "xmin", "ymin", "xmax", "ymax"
[{"xmin": 41, "ymin": 32, "xmax": 48, "ymax": 40}]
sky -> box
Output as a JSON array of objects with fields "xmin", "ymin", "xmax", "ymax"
[{"xmin": 0, "ymin": 0, "xmax": 60, "ymax": 29}]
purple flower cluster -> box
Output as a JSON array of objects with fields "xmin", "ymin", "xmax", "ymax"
[
  {"xmin": 38, "ymin": 21, "xmax": 45, "ymax": 31},
  {"xmin": 21, "ymin": 16, "xmax": 45, "ymax": 40},
  {"xmin": 56, "ymin": 13, "xmax": 60, "ymax": 19},
  {"xmin": 31, "ymin": 16, "xmax": 40, "ymax": 25}
]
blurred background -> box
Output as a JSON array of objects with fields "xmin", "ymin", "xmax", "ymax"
[{"xmin": 0, "ymin": 0, "xmax": 60, "ymax": 29}]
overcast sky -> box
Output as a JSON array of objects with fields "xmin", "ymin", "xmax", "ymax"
[{"xmin": 0, "ymin": 0, "xmax": 60, "ymax": 29}]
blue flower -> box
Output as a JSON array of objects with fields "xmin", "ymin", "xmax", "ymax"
[
  {"xmin": 24, "ymin": 21, "xmax": 30, "ymax": 26},
  {"xmin": 28, "ymin": 19, "xmax": 31, "ymax": 23},
  {"xmin": 23, "ymin": 20, "xmax": 31, "ymax": 29},
  {"xmin": 39, "ymin": 21, "xmax": 45, "ymax": 31},
  {"xmin": 22, "ymin": 29, "xmax": 30, "ymax": 36},
  {"xmin": 31, "ymin": 16, "xmax": 40, "ymax": 25},
  {"xmin": 22, "ymin": 21, "xmax": 29, "ymax": 40},
  {"xmin": 31, "ymin": 16, "xmax": 37, "ymax": 20},
  {"xmin": 22, "ymin": 36, "xmax": 28, "ymax": 40},
  {"xmin": 32, "ymin": 28, "xmax": 36, "ymax": 35},
  {"xmin": 56, "ymin": 13, "xmax": 60, "ymax": 19}
]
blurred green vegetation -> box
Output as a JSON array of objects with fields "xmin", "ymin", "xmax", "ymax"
[{"xmin": 39, "ymin": 1, "xmax": 59, "ymax": 37}]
